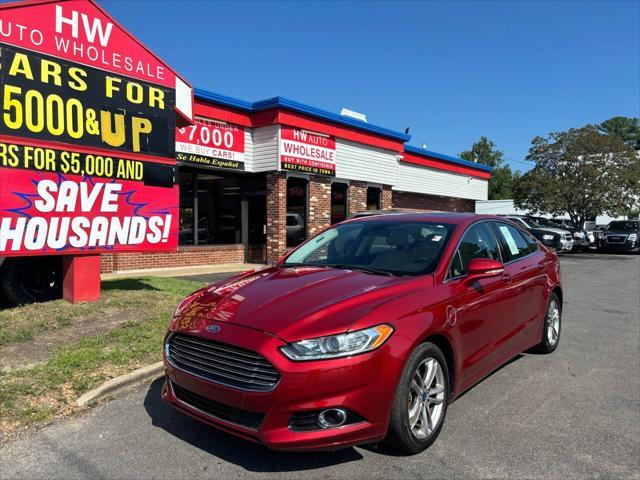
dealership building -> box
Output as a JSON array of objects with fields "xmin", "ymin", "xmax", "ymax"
[{"xmin": 100, "ymin": 90, "xmax": 492, "ymax": 273}]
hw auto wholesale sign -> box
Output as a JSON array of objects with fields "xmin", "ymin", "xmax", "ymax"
[
  {"xmin": 0, "ymin": 0, "xmax": 193, "ymax": 256},
  {"xmin": 176, "ymin": 119, "xmax": 246, "ymax": 171},
  {"xmin": 279, "ymin": 126, "xmax": 336, "ymax": 176}
]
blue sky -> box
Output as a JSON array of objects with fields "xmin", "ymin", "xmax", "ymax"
[{"xmin": 102, "ymin": 0, "xmax": 639, "ymax": 172}]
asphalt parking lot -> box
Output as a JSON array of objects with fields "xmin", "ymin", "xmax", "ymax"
[{"xmin": 0, "ymin": 253, "xmax": 638, "ymax": 479}]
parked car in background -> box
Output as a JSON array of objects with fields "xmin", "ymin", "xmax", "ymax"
[
  {"xmin": 538, "ymin": 218, "xmax": 590, "ymax": 252},
  {"xmin": 527, "ymin": 230, "xmax": 563, "ymax": 252},
  {"xmin": 501, "ymin": 216, "xmax": 574, "ymax": 253},
  {"xmin": 596, "ymin": 220, "xmax": 640, "ymax": 253},
  {"xmin": 163, "ymin": 213, "xmax": 563, "ymax": 454}
]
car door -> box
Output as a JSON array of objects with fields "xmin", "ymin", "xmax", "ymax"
[
  {"xmin": 445, "ymin": 222, "xmax": 519, "ymax": 387},
  {"xmin": 491, "ymin": 221, "xmax": 548, "ymax": 349}
]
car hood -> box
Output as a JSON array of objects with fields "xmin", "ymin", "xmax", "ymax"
[
  {"xmin": 172, "ymin": 266, "xmax": 422, "ymax": 341},
  {"xmin": 537, "ymin": 227, "xmax": 571, "ymax": 236}
]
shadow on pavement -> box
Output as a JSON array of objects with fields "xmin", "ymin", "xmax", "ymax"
[
  {"xmin": 143, "ymin": 378, "xmax": 363, "ymax": 472},
  {"xmin": 560, "ymin": 251, "xmax": 639, "ymax": 261},
  {"xmin": 176, "ymin": 272, "xmax": 244, "ymax": 284}
]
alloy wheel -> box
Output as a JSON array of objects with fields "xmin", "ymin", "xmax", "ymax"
[
  {"xmin": 408, "ymin": 357, "xmax": 446, "ymax": 440},
  {"xmin": 547, "ymin": 299, "xmax": 560, "ymax": 346}
]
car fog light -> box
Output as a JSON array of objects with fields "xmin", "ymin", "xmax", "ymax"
[{"xmin": 318, "ymin": 408, "xmax": 347, "ymax": 428}]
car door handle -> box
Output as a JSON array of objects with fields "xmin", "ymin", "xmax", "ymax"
[{"xmin": 501, "ymin": 274, "xmax": 512, "ymax": 284}]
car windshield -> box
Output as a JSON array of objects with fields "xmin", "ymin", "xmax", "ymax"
[
  {"xmin": 607, "ymin": 221, "xmax": 639, "ymax": 232},
  {"xmin": 282, "ymin": 220, "xmax": 456, "ymax": 276},
  {"xmin": 532, "ymin": 217, "xmax": 558, "ymax": 228},
  {"xmin": 523, "ymin": 217, "xmax": 549, "ymax": 228}
]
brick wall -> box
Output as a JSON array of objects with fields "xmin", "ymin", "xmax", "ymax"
[
  {"xmin": 308, "ymin": 175, "xmax": 332, "ymax": 235},
  {"xmin": 100, "ymin": 245, "xmax": 245, "ymax": 273},
  {"xmin": 100, "ymin": 254, "xmax": 114, "ymax": 274},
  {"xmin": 266, "ymin": 172, "xmax": 287, "ymax": 264},
  {"xmin": 348, "ymin": 181, "xmax": 368, "ymax": 214},
  {"xmin": 392, "ymin": 191, "xmax": 475, "ymax": 212},
  {"xmin": 381, "ymin": 185, "xmax": 393, "ymax": 210}
]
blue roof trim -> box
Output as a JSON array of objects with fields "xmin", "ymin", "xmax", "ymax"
[
  {"xmin": 194, "ymin": 88, "xmax": 253, "ymax": 112},
  {"xmin": 194, "ymin": 88, "xmax": 411, "ymax": 142},
  {"xmin": 404, "ymin": 145, "xmax": 493, "ymax": 172}
]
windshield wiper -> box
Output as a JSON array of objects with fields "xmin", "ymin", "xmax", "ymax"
[{"xmin": 324, "ymin": 264, "xmax": 396, "ymax": 277}]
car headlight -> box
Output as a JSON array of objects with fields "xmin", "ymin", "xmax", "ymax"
[
  {"xmin": 629, "ymin": 233, "xmax": 638, "ymax": 241},
  {"xmin": 542, "ymin": 234, "xmax": 555, "ymax": 240},
  {"xmin": 280, "ymin": 324, "xmax": 394, "ymax": 361}
]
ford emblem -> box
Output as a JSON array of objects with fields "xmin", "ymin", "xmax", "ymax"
[{"xmin": 206, "ymin": 325, "xmax": 221, "ymax": 333}]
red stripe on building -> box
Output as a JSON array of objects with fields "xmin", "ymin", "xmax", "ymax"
[{"xmin": 401, "ymin": 152, "xmax": 492, "ymax": 179}]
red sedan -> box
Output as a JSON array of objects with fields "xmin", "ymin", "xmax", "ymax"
[{"xmin": 162, "ymin": 213, "xmax": 562, "ymax": 454}]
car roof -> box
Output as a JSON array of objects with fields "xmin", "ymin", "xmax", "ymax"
[{"xmin": 345, "ymin": 211, "xmax": 502, "ymax": 226}]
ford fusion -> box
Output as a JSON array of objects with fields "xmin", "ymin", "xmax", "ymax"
[{"xmin": 162, "ymin": 213, "xmax": 562, "ymax": 453}]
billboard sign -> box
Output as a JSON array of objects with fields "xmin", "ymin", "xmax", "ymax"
[
  {"xmin": 176, "ymin": 119, "xmax": 245, "ymax": 171},
  {"xmin": 0, "ymin": 0, "xmax": 192, "ymax": 257},
  {"xmin": 279, "ymin": 126, "xmax": 336, "ymax": 176}
]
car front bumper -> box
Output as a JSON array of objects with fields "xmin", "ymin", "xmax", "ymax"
[
  {"xmin": 572, "ymin": 237, "xmax": 589, "ymax": 248},
  {"xmin": 597, "ymin": 240, "xmax": 640, "ymax": 253},
  {"xmin": 559, "ymin": 239, "xmax": 574, "ymax": 253},
  {"xmin": 162, "ymin": 324, "xmax": 400, "ymax": 451}
]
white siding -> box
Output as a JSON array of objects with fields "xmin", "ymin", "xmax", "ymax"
[
  {"xmin": 251, "ymin": 125, "xmax": 279, "ymax": 172},
  {"xmin": 242, "ymin": 127, "xmax": 253, "ymax": 171},
  {"xmin": 334, "ymin": 139, "xmax": 399, "ymax": 186},
  {"xmin": 395, "ymin": 162, "xmax": 488, "ymax": 201}
]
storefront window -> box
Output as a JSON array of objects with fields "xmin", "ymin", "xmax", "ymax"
[
  {"xmin": 287, "ymin": 177, "xmax": 307, "ymax": 247},
  {"xmin": 331, "ymin": 182, "xmax": 348, "ymax": 224},
  {"xmin": 367, "ymin": 187, "xmax": 381, "ymax": 210},
  {"xmin": 178, "ymin": 168, "xmax": 242, "ymax": 245}
]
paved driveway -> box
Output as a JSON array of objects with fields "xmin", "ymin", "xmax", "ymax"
[{"xmin": 1, "ymin": 254, "xmax": 639, "ymax": 479}]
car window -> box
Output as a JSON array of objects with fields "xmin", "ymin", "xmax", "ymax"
[
  {"xmin": 448, "ymin": 223, "xmax": 501, "ymax": 278},
  {"xmin": 520, "ymin": 229, "xmax": 539, "ymax": 252},
  {"xmin": 493, "ymin": 222, "xmax": 535, "ymax": 262},
  {"xmin": 283, "ymin": 220, "xmax": 456, "ymax": 276},
  {"xmin": 607, "ymin": 221, "xmax": 639, "ymax": 232}
]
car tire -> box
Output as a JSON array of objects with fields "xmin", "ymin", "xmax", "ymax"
[
  {"xmin": 531, "ymin": 292, "xmax": 561, "ymax": 354},
  {"xmin": 384, "ymin": 342, "xmax": 449, "ymax": 454},
  {"xmin": 0, "ymin": 256, "xmax": 63, "ymax": 306}
]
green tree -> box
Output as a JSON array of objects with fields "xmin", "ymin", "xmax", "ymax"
[
  {"xmin": 598, "ymin": 116, "xmax": 640, "ymax": 150},
  {"xmin": 513, "ymin": 126, "xmax": 640, "ymax": 228},
  {"xmin": 460, "ymin": 136, "xmax": 514, "ymax": 199}
]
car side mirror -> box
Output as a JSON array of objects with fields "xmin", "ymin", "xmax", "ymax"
[{"xmin": 466, "ymin": 258, "xmax": 504, "ymax": 281}]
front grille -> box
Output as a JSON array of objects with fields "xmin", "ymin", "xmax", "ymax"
[
  {"xmin": 167, "ymin": 333, "xmax": 280, "ymax": 392},
  {"xmin": 606, "ymin": 235, "xmax": 627, "ymax": 244},
  {"xmin": 171, "ymin": 382, "xmax": 265, "ymax": 429}
]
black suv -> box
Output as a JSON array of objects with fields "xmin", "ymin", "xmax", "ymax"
[{"xmin": 596, "ymin": 220, "xmax": 640, "ymax": 253}]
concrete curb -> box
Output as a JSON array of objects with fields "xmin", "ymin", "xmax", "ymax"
[{"xmin": 77, "ymin": 362, "xmax": 164, "ymax": 407}]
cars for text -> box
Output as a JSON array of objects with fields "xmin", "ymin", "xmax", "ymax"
[{"xmin": 162, "ymin": 213, "xmax": 562, "ymax": 453}]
